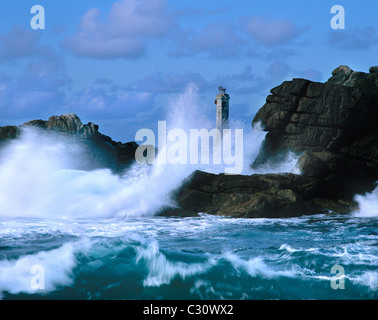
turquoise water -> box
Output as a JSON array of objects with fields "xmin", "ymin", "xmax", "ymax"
[
  {"xmin": 0, "ymin": 214, "xmax": 376, "ymax": 300},
  {"xmin": 0, "ymin": 118, "xmax": 377, "ymax": 300}
]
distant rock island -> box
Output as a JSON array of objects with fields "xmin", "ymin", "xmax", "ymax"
[
  {"xmin": 1, "ymin": 65, "xmax": 377, "ymax": 218},
  {"xmin": 0, "ymin": 113, "xmax": 138, "ymax": 172}
]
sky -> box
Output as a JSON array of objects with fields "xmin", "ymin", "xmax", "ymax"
[{"xmin": 0, "ymin": 0, "xmax": 377, "ymax": 142}]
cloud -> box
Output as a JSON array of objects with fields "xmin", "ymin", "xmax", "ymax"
[
  {"xmin": 94, "ymin": 78, "xmax": 114, "ymax": 85},
  {"xmin": 127, "ymin": 67, "xmax": 262, "ymax": 96},
  {"xmin": 0, "ymin": 55, "xmax": 71, "ymax": 118},
  {"xmin": 60, "ymin": 85, "xmax": 160, "ymax": 141},
  {"xmin": 266, "ymin": 60, "xmax": 292, "ymax": 79},
  {"xmin": 224, "ymin": 62, "xmax": 322, "ymax": 97},
  {"xmin": 169, "ymin": 21, "xmax": 256, "ymax": 59},
  {"xmin": 229, "ymin": 66, "xmax": 257, "ymax": 82},
  {"xmin": 265, "ymin": 61, "xmax": 322, "ymax": 84},
  {"xmin": 129, "ymin": 71, "xmax": 209, "ymax": 93},
  {"xmin": 328, "ymin": 26, "xmax": 378, "ymax": 50},
  {"xmin": 62, "ymin": 86, "xmax": 155, "ymax": 120},
  {"xmin": 63, "ymin": 0, "xmax": 175, "ymax": 60},
  {"xmin": 0, "ymin": 26, "xmax": 50, "ymax": 61},
  {"xmin": 63, "ymin": 1, "xmax": 307, "ymax": 61},
  {"xmin": 242, "ymin": 15, "xmax": 303, "ymax": 46},
  {"xmin": 296, "ymin": 69, "xmax": 322, "ymax": 82},
  {"xmin": 210, "ymin": 66, "xmax": 260, "ymax": 93},
  {"xmin": 0, "ymin": 26, "xmax": 73, "ymax": 118},
  {"xmin": 173, "ymin": 5, "xmax": 227, "ymax": 17},
  {"xmin": 168, "ymin": 14, "xmax": 305, "ymax": 59}
]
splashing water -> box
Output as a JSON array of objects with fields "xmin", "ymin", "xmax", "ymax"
[
  {"xmin": 353, "ymin": 184, "xmax": 378, "ymax": 217},
  {"xmin": 0, "ymin": 84, "xmax": 299, "ymax": 219},
  {"xmin": 0, "ymin": 215, "xmax": 376, "ymax": 299},
  {"xmin": 0, "ymin": 85, "xmax": 376, "ymax": 300}
]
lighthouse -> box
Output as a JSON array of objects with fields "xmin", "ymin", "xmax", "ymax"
[{"xmin": 215, "ymin": 86, "xmax": 230, "ymax": 132}]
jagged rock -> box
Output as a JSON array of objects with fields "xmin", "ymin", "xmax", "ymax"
[
  {"xmin": 174, "ymin": 66, "xmax": 378, "ymax": 218},
  {"xmin": 251, "ymin": 65, "xmax": 378, "ymax": 195},
  {"xmin": 297, "ymin": 152, "xmax": 331, "ymax": 178},
  {"xmin": 369, "ymin": 66, "xmax": 378, "ymax": 74},
  {"xmin": 22, "ymin": 113, "xmax": 99, "ymax": 137},
  {"xmin": 1, "ymin": 66, "xmax": 377, "ymax": 218},
  {"xmin": 173, "ymin": 170, "xmax": 355, "ymax": 218},
  {"xmin": 156, "ymin": 205, "xmax": 199, "ymax": 217},
  {"xmin": 0, "ymin": 126, "xmax": 18, "ymax": 141},
  {"xmin": 0, "ymin": 113, "xmax": 138, "ymax": 172}
]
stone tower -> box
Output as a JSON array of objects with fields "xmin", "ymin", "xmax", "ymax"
[{"xmin": 215, "ymin": 86, "xmax": 230, "ymax": 131}]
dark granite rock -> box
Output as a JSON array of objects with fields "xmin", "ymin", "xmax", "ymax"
[
  {"xmin": 1, "ymin": 66, "xmax": 377, "ymax": 218},
  {"xmin": 0, "ymin": 126, "xmax": 18, "ymax": 141},
  {"xmin": 173, "ymin": 66, "xmax": 378, "ymax": 218},
  {"xmin": 251, "ymin": 65, "xmax": 378, "ymax": 196},
  {"xmin": 22, "ymin": 113, "xmax": 99, "ymax": 137},
  {"xmin": 156, "ymin": 205, "xmax": 199, "ymax": 218},
  {"xmin": 0, "ymin": 113, "xmax": 138, "ymax": 172},
  {"xmin": 173, "ymin": 170, "xmax": 356, "ymax": 218}
]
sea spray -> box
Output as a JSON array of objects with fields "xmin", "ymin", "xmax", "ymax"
[
  {"xmin": 135, "ymin": 240, "xmax": 216, "ymax": 287},
  {"xmin": 1, "ymin": 214, "xmax": 376, "ymax": 299},
  {"xmin": 353, "ymin": 184, "xmax": 378, "ymax": 217},
  {"xmin": 0, "ymin": 84, "xmax": 300, "ymax": 219},
  {"xmin": 0, "ymin": 238, "xmax": 91, "ymax": 298}
]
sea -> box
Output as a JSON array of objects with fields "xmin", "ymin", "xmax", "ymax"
[{"xmin": 0, "ymin": 87, "xmax": 377, "ymax": 300}]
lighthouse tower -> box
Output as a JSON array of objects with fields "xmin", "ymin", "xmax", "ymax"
[{"xmin": 215, "ymin": 86, "xmax": 230, "ymax": 132}]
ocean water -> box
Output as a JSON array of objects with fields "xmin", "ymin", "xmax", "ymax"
[
  {"xmin": 0, "ymin": 213, "xmax": 377, "ymax": 300},
  {"xmin": 0, "ymin": 86, "xmax": 377, "ymax": 300}
]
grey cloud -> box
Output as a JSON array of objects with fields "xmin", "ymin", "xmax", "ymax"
[
  {"xmin": 63, "ymin": 0, "xmax": 175, "ymax": 60},
  {"xmin": 168, "ymin": 15, "xmax": 304, "ymax": 60},
  {"xmin": 94, "ymin": 78, "xmax": 114, "ymax": 85},
  {"xmin": 328, "ymin": 26, "xmax": 378, "ymax": 50},
  {"xmin": 0, "ymin": 55, "xmax": 71, "ymax": 118},
  {"xmin": 0, "ymin": 26, "xmax": 49, "ymax": 61},
  {"xmin": 130, "ymin": 71, "xmax": 210, "ymax": 93},
  {"xmin": 242, "ymin": 15, "xmax": 304, "ymax": 46},
  {"xmin": 63, "ymin": 86, "xmax": 156, "ymax": 120},
  {"xmin": 169, "ymin": 22, "xmax": 257, "ymax": 59}
]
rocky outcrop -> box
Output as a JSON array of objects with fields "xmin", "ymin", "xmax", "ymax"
[
  {"xmin": 0, "ymin": 126, "xmax": 18, "ymax": 141},
  {"xmin": 174, "ymin": 171, "xmax": 313, "ymax": 218},
  {"xmin": 22, "ymin": 113, "xmax": 99, "ymax": 137},
  {"xmin": 1, "ymin": 66, "xmax": 377, "ymax": 218},
  {"xmin": 173, "ymin": 169, "xmax": 356, "ymax": 218},
  {"xmin": 0, "ymin": 113, "xmax": 138, "ymax": 172},
  {"xmin": 171, "ymin": 66, "xmax": 378, "ymax": 218},
  {"xmin": 252, "ymin": 65, "xmax": 378, "ymax": 163},
  {"xmin": 251, "ymin": 65, "xmax": 378, "ymax": 198}
]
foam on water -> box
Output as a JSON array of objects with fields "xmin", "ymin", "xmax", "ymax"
[
  {"xmin": 0, "ymin": 238, "xmax": 91, "ymax": 298},
  {"xmin": 0, "ymin": 213, "xmax": 376, "ymax": 299},
  {"xmin": 353, "ymin": 184, "xmax": 378, "ymax": 217},
  {"xmin": 135, "ymin": 240, "xmax": 216, "ymax": 287},
  {"xmin": 0, "ymin": 85, "xmax": 376, "ymax": 299},
  {"xmin": 222, "ymin": 251, "xmax": 296, "ymax": 279},
  {"xmin": 352, "ymin": 271, "xmax": 378, "ymax": 291},
  {"xmin": 0, "ymin": 84, "xmax": 300, "ymax": 220}
]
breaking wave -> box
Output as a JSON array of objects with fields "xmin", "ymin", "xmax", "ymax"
[
  {"xmin": 0, "ymin": 213, "xmax": 376, "ymax": 299},
  {"xmin": 0, "ymin": 238, "xmax": 91, "ymax": 299},
  {"xmin": 353, "ymin": 184, "xmax": 378, "ymax": 217},
  {"xmin": 0, "ymin": 84, "xmax": 299, "ymax": 219}
]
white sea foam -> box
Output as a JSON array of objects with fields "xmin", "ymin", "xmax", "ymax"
[
  {"xmin": 223, "ymin": 252, "xmax": 296, "ymax": 279},
  {"xmin": 135, "ymin": 240, "xmax": 215, "ymax": 287},
  {"xmin": 0, "ymin": 127, "xmax": 193, "ymax": 218},
  {"xmin": 0, "ymin": 84, "xmax": 302, "ymax": 219},
  {"xmin": 0, "ymin": 239, "xmax": 91, "ymax": 298},
  {"xmin": 311, "ymin": 270, "xmax": 378, "ymax": 292},
  {"xmin": 279, "ymin": 243, "xmax": 300, "ymax": 253},
  {"xmin": 353, "ymin": 184, "xmax": 378, "ymax": 217},
  {"xmin": 351, "ymin": 270, "xmax": 378, "ymax": 291}
]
